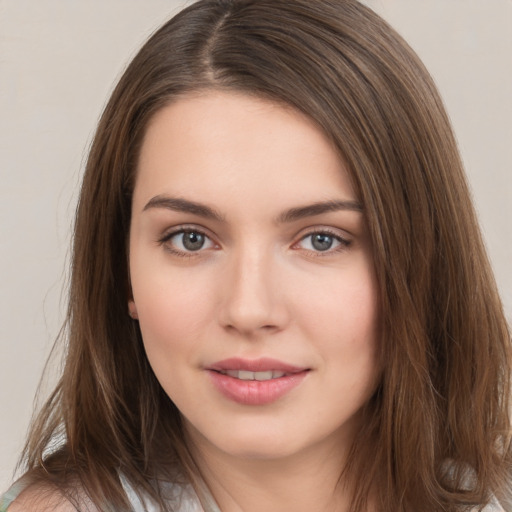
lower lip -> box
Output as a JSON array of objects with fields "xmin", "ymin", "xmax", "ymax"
[{"xmin": 207, "ymin": 370, "xmax": 309, "ymax": 405}]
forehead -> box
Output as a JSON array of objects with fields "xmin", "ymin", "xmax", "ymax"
[{"xmin": 134, "ymin": 91, "xmax": 357, "ymax": 213}]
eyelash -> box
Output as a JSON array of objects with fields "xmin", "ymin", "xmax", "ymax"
[
  {"xmin": 157, "ymin": 226, "xmax": 351, "ymax": 258},
  {"xmin": 158, "ymin": 226, "xmax": 215, "ymax": 258},
  {"xmin": 294, "ymin": 229, "xmax": 351, "ymax": 256}
]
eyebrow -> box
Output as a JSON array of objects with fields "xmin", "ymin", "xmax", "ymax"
[
  {"xmin": 276, "ymin": 199, "xmax": 363, "ymax": 223},
  {"xmin": 143, "ymin": 195, "xmax": 363, "ymax": 223},
  {"xmin": 143, "ymin": 195, "xmax": 225, "ymax": 222}
]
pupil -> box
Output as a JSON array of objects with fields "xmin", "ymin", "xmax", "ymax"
[
  {"xmin": 312, "ymin": 234, "xmax": 333, "ymax": 251},
  {"xmin": 183, "ymin": 232, "xmax": 205, "ymax": 251}
]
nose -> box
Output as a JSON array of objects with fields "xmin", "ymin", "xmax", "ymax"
[{"xmin": 218, "ymin": 246, "xmax": 289, "ymax": 337}]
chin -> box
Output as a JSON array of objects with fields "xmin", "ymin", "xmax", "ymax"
[{"xmin": 186, "ymin": 416, "xmax": 339, "ymax": 463}]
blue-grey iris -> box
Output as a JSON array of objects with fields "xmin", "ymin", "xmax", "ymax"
[
  {"xmin": 183, "ymin": 232, "xmax": 205, "ymax": 251},
  {"xmin": 312, "ymin": 234, "xmax": 334, "ymax": 251}
]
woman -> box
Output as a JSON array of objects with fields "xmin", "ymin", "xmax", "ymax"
[{"xmin": 2, "ymin": 0, "xmax": 510, "ymax": 510}]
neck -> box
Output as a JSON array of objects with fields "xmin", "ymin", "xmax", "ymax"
[{"xmin": 187, "ymin": 426, "xmax": 369, "ymax": 512}]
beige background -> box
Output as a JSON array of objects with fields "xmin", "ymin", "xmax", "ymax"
[{"xmin": 1, "ymin": 0, "xmax": 511, "ymax": 490}]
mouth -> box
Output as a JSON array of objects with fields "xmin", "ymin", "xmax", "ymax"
[{"xmin": 206, "ymin": 358, "xmax": 310, "ymax": 405}]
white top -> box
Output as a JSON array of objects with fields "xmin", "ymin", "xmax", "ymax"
[
  {"xmin": 121, "ymin": 477, "xmax": 507, "ymax": 512},
  {"xmin": 120, "ymin": 475, "xmax": 221, "ymax": 512},
  {"xmin": 0, "ymin": 475, "xmax": 506, "ymax": 511}
]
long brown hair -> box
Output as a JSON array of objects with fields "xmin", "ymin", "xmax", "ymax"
[{"xmin": 19, "ymin": 0, "xmax": 511, "ymax": 510}]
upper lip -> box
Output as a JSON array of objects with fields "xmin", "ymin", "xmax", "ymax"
[{"xmin": 208, "ymin": 357, "xmax": 309, "ymax": 374}]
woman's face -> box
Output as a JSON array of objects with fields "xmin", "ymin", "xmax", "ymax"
[{"xmin": 129, "ymin": 91, "xmax": 380, "ymax": 462}]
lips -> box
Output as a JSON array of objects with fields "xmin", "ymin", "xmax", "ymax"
[{"xmin": 206, "ymin": 357, "xmax": 310, "ymax": 405}]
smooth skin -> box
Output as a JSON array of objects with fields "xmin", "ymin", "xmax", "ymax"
[{"xmin": 128, "ymin": 91, "xmax": 380, "ymax": 512}]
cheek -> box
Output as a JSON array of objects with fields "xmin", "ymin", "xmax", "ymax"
[
  {"xmin": 295, "ymin": 263, "xmax": 380, "ymax": 387},
  {"xmin": 133, "ymin": 274, "xmax": 215, "ymax": 410},
  {"xmin": 132, "ymin": 268, "xmax": 217, "ymax": 363},
  {"xmin": 295, "ymin": 263, "xmax": 379, "ymax": 344}
]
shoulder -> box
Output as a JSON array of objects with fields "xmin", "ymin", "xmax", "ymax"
[
  {"xmin": 4, "ymin": 483, "xmax": 98, "ymax": 512},
  {"xmin": 6, "ymin": 489, "xmax": 72, "ymax": 511}
]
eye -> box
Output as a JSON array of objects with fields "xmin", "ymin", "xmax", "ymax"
[
  {"xmin": 295, "ymin": 231, "xmax": 350, "ymax": 253},
  {"xmin": 160, "ymin": 228, "xmax": 216, "ymax": 255}
]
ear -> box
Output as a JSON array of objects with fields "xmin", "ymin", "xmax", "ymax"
[{"xmin": 128, "ymin": 300, "xmax": 139, "ymax": 319}]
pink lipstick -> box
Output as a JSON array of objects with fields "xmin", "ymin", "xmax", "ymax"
[{"xmin": 207, "ymin": 358, "xmax": 309, "ymax": 405}]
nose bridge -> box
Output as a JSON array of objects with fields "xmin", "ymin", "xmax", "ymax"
[{"xmin": 220, "ymin": 240, "xmax": 285, "ymax": 334}]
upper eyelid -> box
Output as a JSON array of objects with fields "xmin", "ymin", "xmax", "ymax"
[
  {"xmin": 300, "ymin": 232, "xmax": 349, "ymax": 244},
  {"xmin": 294, "ymin": 225, "xmax": 352, "ymax": 241},
  {"xmin": 159, "ymin": 224, "xmax": 215, "ymax": 242}
]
